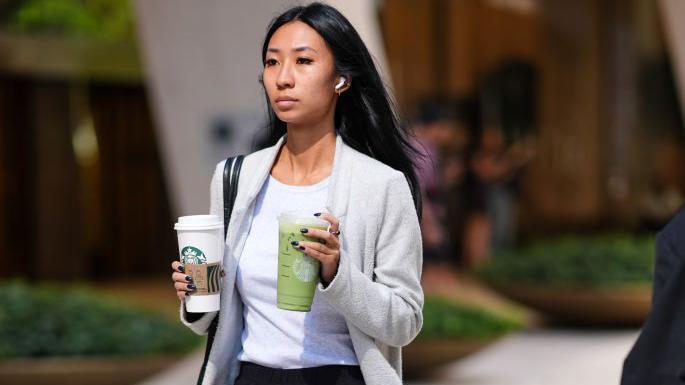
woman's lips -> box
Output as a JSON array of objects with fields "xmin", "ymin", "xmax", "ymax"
[{"xmin": 275, "ymin": 100, "xmax": 298, "ymax": 108}]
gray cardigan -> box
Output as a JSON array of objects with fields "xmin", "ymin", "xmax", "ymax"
[{"xmin": 179, "ymin": 132, "xmax": 424, "ymax": 385}]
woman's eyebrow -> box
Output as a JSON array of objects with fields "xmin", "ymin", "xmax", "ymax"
[{"xmin": 267, "ymin": 46, "xmax": 318, "ymax": 53}]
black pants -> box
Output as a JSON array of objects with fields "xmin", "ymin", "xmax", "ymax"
[{"xmin": 234, "ymin": 361, "xmax": 366, "ymax": 385}]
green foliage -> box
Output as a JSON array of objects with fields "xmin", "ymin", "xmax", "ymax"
[
  {"xmin": 0, "ymin": 279, "xmax": 202, "ymax": 358},
  {"xmin": 478, "ymin": 234, "xmax": 656, "ymax": 287},
  {"xmin": 1, "ymin": 0, "xmax": 134, "ymax": 39},
  {"xmin": 418, "ymin": 296, "xmax": 521, "ymax": 340}
]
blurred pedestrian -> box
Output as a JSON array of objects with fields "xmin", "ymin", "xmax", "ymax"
[
  {"xmin": 411, "ymin": 98, "xmax": 460, "ymax": 289},
  {"xmin": 621, "ymin": 205, "xmax": 685, "ymax": 384}
]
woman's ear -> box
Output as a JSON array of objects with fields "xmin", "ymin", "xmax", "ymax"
[
  {"xmin": 335, "ymin": 76, "xmax": 345, "ymax": 90},
  {"xmin": 335, "ymin": 75, "xmax": 351, "ymax": 94}
]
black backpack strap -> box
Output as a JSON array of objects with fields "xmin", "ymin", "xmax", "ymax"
[
  {"xmin": 223, "ymin": 155, "xmax": 245, "ymax": 240},
  {"xmin": 196, "ymin": 154, "xmax": 244, "ymax": 385}
]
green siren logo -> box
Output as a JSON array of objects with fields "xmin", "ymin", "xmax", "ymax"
[{"xmin": 182, "ymin": 246, "xmax": 207, "ymax": 264}]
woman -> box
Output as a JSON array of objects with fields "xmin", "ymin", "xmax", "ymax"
[{"xmin": 170, "ymin": 3, "xmax": 424, "ymax": 385}]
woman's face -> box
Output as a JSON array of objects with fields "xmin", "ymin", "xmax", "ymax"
[{"xmin": 262, "ymin": 21, "xmax": 340, "ymax": 126}]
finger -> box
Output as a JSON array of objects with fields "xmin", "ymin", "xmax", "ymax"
[
  {"xmin": 292, "ymin": 240, "xmax": 332, "ymax": 255},
  {"xmin": 171, "ymin": 260, "xmax": 185, "ymax": 273},
  {"xmin": 295, "ymin": 241, "xmax": 335, "ymax": 260},
  {"xmin": 315, "ymin": 212, "xmax": 339, "ymax": 233},
  {"xmin": 177, "ymin": 289, "xmax": 192, "ymax": 301},
  {"xmin": 172, "ymin": 272, "xmax": 194, "ymax": 283},
  {"xmin": 175, "ymin": 281, "xmax": 197, "ymax": 292},
  {"xmin": 299, "ymin": 227, "xmax": 339, "ymax": 248},
  {"xmin": 297, "ymin": 243, "xmax": 325, "ymax": 262}
]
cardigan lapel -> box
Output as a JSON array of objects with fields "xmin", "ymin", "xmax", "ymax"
[
  {"xmin": 325, "ymin": 132, "xmax": 350, "ymax": 220},
  {"xmin": 239, "ymin": 134, "xmax": 287, "ymax": 211}
]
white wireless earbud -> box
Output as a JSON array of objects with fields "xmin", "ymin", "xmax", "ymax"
[{"xmin": 335, "ymin": 77, "xmax": 346, "ymax": 91}]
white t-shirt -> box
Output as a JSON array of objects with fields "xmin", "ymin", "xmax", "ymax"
[{"xmin": 235, "ymin": 174, "xmax": 358, "ymax": 368}]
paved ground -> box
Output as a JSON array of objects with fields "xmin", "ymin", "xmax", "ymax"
[
  {"xmin": 409, "ymin": 329, "xmax": 639, "ymax": 385},
  {"xmin": 137, "ymin": 329, "xmax": 640, "ymax": 385},
  {"xmin": 136, "ymin": 348, "xmax": 204, "ymax": 385}
]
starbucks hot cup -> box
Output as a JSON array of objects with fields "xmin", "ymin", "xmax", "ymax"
[{"xmin": 174, "ymin": 215, "xmax": 223, "ymax": 313}]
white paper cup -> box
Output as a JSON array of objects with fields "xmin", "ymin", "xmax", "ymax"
[{"xmin": 174, "ymin": 215, "xmax": 223, "ymax": 312}]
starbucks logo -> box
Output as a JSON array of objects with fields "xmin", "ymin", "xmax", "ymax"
[
  {"xmin": 181, "ymin": 246, "xmax": 207, "ymax": 265},
  {"xmin": 292, "ymin": 255, "xmax": 318, "ymax": 282}
]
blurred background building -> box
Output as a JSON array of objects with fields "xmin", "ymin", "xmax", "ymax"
[{"xmin": 1, "ymin": 0, "xmax": 682, "ymax": 281}]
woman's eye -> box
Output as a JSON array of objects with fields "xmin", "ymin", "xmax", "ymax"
[{"xmin": 264, "ymin": 58, "xmax": 311, "ymax": 66}]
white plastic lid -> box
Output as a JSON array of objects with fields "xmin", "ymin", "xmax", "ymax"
[
  {"xmin": 277, "ymin": 209, "xmax": 329, "ymax": 227},
  {"xmin": 174, "ymin": 214, "xmax": 223, "ymax": 230}
]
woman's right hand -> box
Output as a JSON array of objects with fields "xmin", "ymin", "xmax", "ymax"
[{"xmin": 171, "ymin": 260, "xmax": 196, "ymax": 301}]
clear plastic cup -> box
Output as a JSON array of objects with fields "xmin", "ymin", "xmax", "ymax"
[{"xmin": 276, "ymin": 210, "xmax": 330, "ymax": 311}]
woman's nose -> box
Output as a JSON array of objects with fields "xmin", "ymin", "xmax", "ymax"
[{"xmin": 276, "ymin": 61, "xmax": 294, "ymax": 89}]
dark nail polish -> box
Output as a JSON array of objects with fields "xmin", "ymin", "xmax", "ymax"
[
  {"xmin": 313, "ymin": 212, "xmax": 321, "ymax": 216},
  {"xmin": 291, "ymin": 241, "xmax": 299, "ymax": 246},
  {"xmin": 185, "ymin": 291, "xmax": 191, "ymax": 296},
  {"xmin": 299, "ymin": 245, "xmax": 305, "ymax": 251},
  {"xmin": 187, "ymin": 284, "xmax": 196, "ymax": 290},
  {"xmin": 300, "ymin": 228, "xmax": 308, "ymax": 233},
  {"xmin": 178, "ymin": 265, "xmax": 185, "ymax": 273},
  {"xmin": 185, "ymin": 275, "xmax": 193, "ymax": 282}
]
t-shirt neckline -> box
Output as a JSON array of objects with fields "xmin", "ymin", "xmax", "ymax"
[{"xmin": 268, "ymin": 174, "xmax": 331, "ymax": 192}]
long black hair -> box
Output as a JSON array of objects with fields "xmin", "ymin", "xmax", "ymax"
[{"xmin": 255, "ymin": 1, "xmax": 423, "ymax": 219}]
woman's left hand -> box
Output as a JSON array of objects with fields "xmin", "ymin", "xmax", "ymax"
[{"xmin": 292, "ymin": 212, "xmax": 341, "ymax": 286}]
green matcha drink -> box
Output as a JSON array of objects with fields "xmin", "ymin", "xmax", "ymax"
[{"xmin": 277, "ymin": 210, "xmax": 330, "ymax": 311}]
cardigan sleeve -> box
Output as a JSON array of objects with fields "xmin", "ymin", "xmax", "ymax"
[
  {"xmin": 177, "ymin": 161, "xmax": 224, "ymax": 335},
  {"xmin": 316, "ymin": 172, "xmax": 424, "ymax": 347}
]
